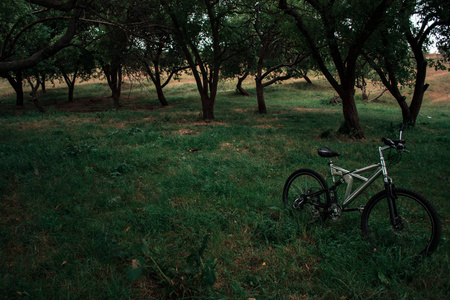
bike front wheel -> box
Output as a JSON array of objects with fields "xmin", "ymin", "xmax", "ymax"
[
  {"xmin": 282, "ymin": 169, "xmax": 330, "ymax": 223},
  {"xmin": 361, "ymin": 188, "xmax": 441, "ymax": 257}
]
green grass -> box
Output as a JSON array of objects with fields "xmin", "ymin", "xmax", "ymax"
[{"xmin": 0, "ymin": 76, "xmax": 449, "ymax": 299}]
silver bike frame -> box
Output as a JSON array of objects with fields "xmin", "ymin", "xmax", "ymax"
[{"xmin": 328, "ymin": 145, "xmax": 392, "ymax": 208}]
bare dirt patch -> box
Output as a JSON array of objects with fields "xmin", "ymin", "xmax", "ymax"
[
  {"xmin": 425, "ymin": 67, "xmax": 450, "ymax": 103},
  {"xmin": 177, "ymin": 129, "xmax": 199, "ymax": 135},
  {"xmin": 53, "ymin": 95, "xmax": 155, "ymax": 112},
  {"xmin": 294, "ymin": 107, "xmax": 335, "ymax": 113},
  {"xmin": 253, "ymin": 124, "xmax": 284, "ymax": 129},
  {"xmin": 1, "ymin": 94, "xmax": 158, "ymax": 115},
  {"xmin": 233, "ymin": 108, "xmax": 257, "ymax": 114},
  {"xmin": 180, "ymin": 120, "xmax": 230, "ymax": 127},
  {"xmin": 429, "ymin": 94, "xmax": 450, "ymax": 103}
]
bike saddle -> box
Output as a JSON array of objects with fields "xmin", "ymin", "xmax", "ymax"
[{"xmin": 318, "ymin": 147, "xmax": 340, "ymax": 158}]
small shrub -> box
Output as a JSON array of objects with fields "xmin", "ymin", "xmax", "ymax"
[
  {"xmin": 110, "ymin": 163, "xmax": 136, "ymax": 177},
  {"xmin": 128, "ymin": 235, "xmax": 217, "ymax": 298}
]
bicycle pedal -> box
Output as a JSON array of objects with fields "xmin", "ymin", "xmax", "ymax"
[{"xmin": 358, "ymin": 205, "xmax": 365, "ymax": 214}]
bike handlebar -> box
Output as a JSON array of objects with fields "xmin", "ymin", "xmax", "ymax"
[{"xmin": 381, "ymin": 137, "xmax": 406, "ymax": 151}]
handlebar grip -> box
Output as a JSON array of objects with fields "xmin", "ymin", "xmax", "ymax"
[
  {"xmin": 382, "ymin": 137, "xmax": 406, "ymax": 150},
  {"xmin": 396, "ymin": 143, "xmax": 405, "ymax": 150},
  {"xmin": 382, "ymin": 137, "xmax": 395, "ymax": 146}
]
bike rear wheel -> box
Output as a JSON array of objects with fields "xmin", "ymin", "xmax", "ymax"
[
  {"xmin": 282, "ymin": 169, "xmax": 330, "ymax": 223},
  {"xmin": 361, "ymin": 188, "xmax": 441, "ymax": 257}
]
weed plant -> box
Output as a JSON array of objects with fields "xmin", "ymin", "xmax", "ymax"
[{"xmin": 0, "ymin": 76, "xmax": 448, "ymax": 299}]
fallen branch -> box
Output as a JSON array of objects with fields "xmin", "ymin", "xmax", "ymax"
[{"xmin": 368, "ymin": 88, "xmax": 389, "ymax": 102}]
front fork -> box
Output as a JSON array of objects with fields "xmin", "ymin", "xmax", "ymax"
[
  {"xmin": 385, "ymin": 180, "xmax": 402, "ymax": 230},
  {"xmin": 379, "ymin": 146, "xmax": 402, "ymax": 230}
]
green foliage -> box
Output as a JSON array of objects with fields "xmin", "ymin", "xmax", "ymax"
[{"xmin": 0, "ymin": 0, "xmax": 66, "ymax": 63}]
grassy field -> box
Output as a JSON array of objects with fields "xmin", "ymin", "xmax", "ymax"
[{"xmin": 0, "ymin": 70, "xmax": 449, "ymax": 299}]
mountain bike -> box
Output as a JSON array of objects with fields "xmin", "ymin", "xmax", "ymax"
[{"xmin": 282, "ymin": 127, "xmax": 441, "ymax": 257}]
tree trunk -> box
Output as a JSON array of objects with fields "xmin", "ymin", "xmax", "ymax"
[
  {"xmin": 110, "ymin": 70, "xmax": 121, "ymax": 109},
  {"xmin": 152, "ymin": 63, "xmax": 169, "ymax": 106},
  {"xmin": 41, "ymin": 73, "xmax": 46, "ymax": 93},
  {"xmin": 117, "ymin": 68, "xmax": 122, "ymax": 99},
  {"xmin": 62, "ymin": 70, "xmax": 77, "ymax": 102},
  {"xmin": 255, "ymin": 77, "xmax": 267, "ymax": 114},
  {"xmin": 303, "ymin": 74, "xmax": 312, "ymax": 84},
  {"xmin": 356, "ymin": 76, "xmax": 369, "ymax": 101},
  {"xmin": 68, "ymin": 84, "xmax": 75, "ymax": 102},
  {"xmin": 381, "ymin": 42, "xmax": 428, "ymax": 125},
  {"xmin": 255, "ymin": 52, "xmax": 267, "ymax": 114},
  {"xmin": 236, "ymin": 71, "xmax": 250, "ymax": 96},
  {"xmin": 363, "ymin": 49, "xmax": 413, "ymax": 124},
  {"xmin": 27, "ymin": 78, "xmax": 45, "ymax": 113},
  {"xmin": 32, "ymin": 96, "xmax": 46, "ymax": 113},
  {"xmin": 141, "ymin": 50, "xmax": 175, "ymax": 107},
  {"xmin": 155, "ymin": 84, "xmax": 169, "ymax": 106},
  {"xmin": 391, "ymin": 96, "xmax": 410, "ymax": 123},
  {"xmin": 408, "ymin": 50, "xmax": 428, "ymax": 124},
  {"xmin": 361, "ymin": 85, "xmax": 369, "ymax": 101},
  {"xmin": 103, "ymin": 63, "xmax": 122, "ymax": 109},
  {"xmin": 4, "ymin": 71, "xmax": 24, "ymax": 106},
  {"xmin": 160, "ymin": 0, "xmax": 222, "ymax": 121},
  {"xmin": 112, "ymin": 89, "xmax": 121, "ymax": 109},
  {"xmin": 340, "ymin": 89, "xmax": 364, "ymax": 139},
  {"xmin": 16, "ymin": 84, "xmax": 24, "ymax": 106},
  {"xmin": 409, "ymin": 84, "xmax": 427, "ymax": 124},
  {"xmin": 201, "ymin": 93, "xmax": 215, "ymax": 120}
]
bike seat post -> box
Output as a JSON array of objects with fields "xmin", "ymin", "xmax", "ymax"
[{"xmin": 328, "ymin": 159, "xmax": 336, "ymax": 183}]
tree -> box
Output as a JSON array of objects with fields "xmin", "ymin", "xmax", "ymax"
[
  {"xmin": 403, "ymin": 0, "xmax": 449, "ymax": 123},
  {"xmin": 95, "ymin": 0, "xmax": 165, "ymax": 107},
  {"xmin": 99, "ymin": 0, "xmax": 187, "ymax": 106},
  {"xmin": 21, "ymin": 60, "xmax": 58, "ymax": 112},
  {"xmin": 252, "ymin": 2, "xmax": 311, "ymax": 113},
  {"xmin": 0, "ymin": 1, "xmax": 41, "ymax": 105},
  {"xmin": 97, "ymin": 31, "xmax": 127, "ymax": 109},
  {"xmin": 160, "ymin": 0, "xmax": 240, "ymax": 120},
  {"xmin": 139, "ymin": 38, "xmax": 189, "ymax": 106},
  {"xmin": 221, "ymin": 1, "xmax": 312, "ymax": 113},
  {"xmin": 127, "ymin": 2, "xmax": 189, "ymax": 107},
  {"xmin": 53, "ymin": 45, "xmax": 95, "ymax": 102},
  {"xmin": 362, "ymin": 27, "xmax": 418, "ymax": 122},
  {"xmin": 0, "ymin": 0, "xmax": 86, "ymax": 107},
  {"xmin": 217, "ymin": 4, "xmax": 255, "ymax": 97},
  {"xmin": 280, "ymin": 0, "xmax": 395, "ymax": 138},
  {"xmin": 88, "ymin": 0, "xmax": 135, "ymax": 109},
  {"xmin": 361, "ymin": 0, "xmax": 449, "ymax": 124},
  {"xmin": 25, "ymin": 72, "xmax": 45, "ymax": 113}
]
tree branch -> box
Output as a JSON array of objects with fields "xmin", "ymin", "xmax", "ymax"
[
  {"xmin": 279, "ymin": 0, "xmax": 342, "ymax": 93},
  {"xmin": 262, "ymin": 74, "xmax": 292, "ymax": 87},
  {"xmin": 2, "ymin": 17, "xmax": 67, "ymax": 59},
  {"xmin": 27, "ymin": 0, "xmax": 79, "ymax": 11},
  {"xmin": 0, "ymin": 0, "xmax": 85, "ymax": 72}
]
